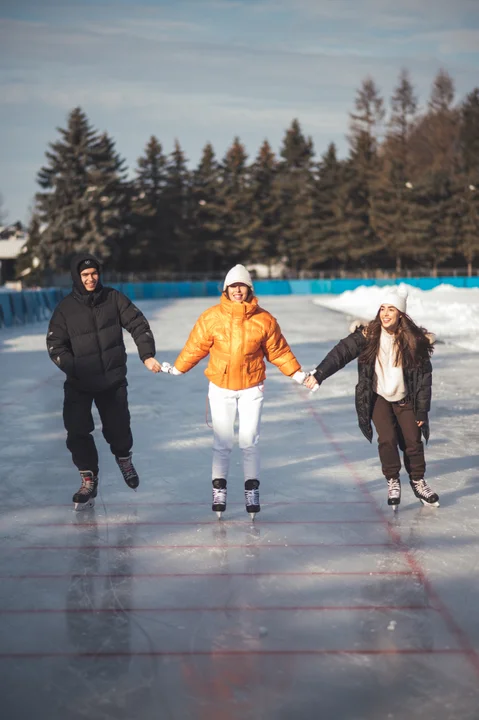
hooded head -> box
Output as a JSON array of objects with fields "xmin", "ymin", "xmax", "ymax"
[
  {"xmin": 71, "ymin": 253, "xmax": 102, "ymax": 295},
  {"xmin": 379, "ymin": 286, "xmax": 408, "ymax": 314},
  {"xmin": 223, "ymin": 264, "xmax": 254, "ymax": 292}
]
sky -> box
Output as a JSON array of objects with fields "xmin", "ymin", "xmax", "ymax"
[{"xmin": 1, "ymin": 0, "xmax": 478, "ymax": 224}]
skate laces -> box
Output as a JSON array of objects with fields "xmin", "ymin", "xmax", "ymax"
[
  {"xmin": 78, "ymin": 472, "xmax": 96, "ymax": 495},
  {"xmin": 213, "ymin": 488, "xmax": 226, "ymax": 505},
  {"xmin": 117, "ymin": 455, "xmax": 136, "ymax": 481},
  {"xmin": 412, "ymin": 479, "xmax": 434, "ymax": 498},
  {"xmin": 387, "ymin": 478, "xmax": 401, "ymax": 497},
  {"xmin": 245, "ymin": 488, "xmax": 259, "ymax": 507}
]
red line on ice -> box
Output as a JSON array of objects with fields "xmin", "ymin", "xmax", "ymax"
[
  {"xmin": 0, "ymin": 570, "xmax": 415, "ymax": 579},
  {"xmin": 305, "ymin": 401, "xmax": 479, "ymax": 679},
  {"xmin": 0, "ymin": 605, "xmax": 435, "ymax": 615},
  {"xmin": 0, "ymin": 649, "xmax": 465, "ymax": 659}
]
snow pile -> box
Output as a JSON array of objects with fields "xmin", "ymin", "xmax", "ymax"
[{"xmin": 313, "ymin": 283, "xmax": 479, "ymax": 352}]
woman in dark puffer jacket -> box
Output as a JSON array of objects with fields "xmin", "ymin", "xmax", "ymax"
[{"xmin": 305, "ymin": 286, "xmax": 439, "ymax": 509}]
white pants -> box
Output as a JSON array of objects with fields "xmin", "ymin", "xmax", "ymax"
[{"xmin": 208, "ymin": 382, "xmax": 264, "ymax": 481}]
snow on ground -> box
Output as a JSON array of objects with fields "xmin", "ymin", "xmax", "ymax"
[
  {"xmin": 1, "ymin": 295, "xmax": 479, "ymax": 719},
  {"xmin": 313, "ymin": 283, "xmax": 479, "ymax": 352}
]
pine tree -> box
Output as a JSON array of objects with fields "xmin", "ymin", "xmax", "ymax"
[
  {"xmin": 36, "ymin": 107, "xmax": 98, "ymax": 271},
  {"xmin": 190, "ymin": 143, "xmax": 222, "ymax": 273},
  {"xmin": 275, "ymin": 119, "xmax": 316, "ymax": 273},
  {"xmin": 82, "ymin": 131, "xmax": 130, "ymax": 267},
  {"xmin": 15, "ymin": 213, "xmax": 43, "ymax": 285},
  {"xmin": 163, "ymin": 140, "xmax": 192, "ymax": 272},
  {"xmin": 215, "ymin": 137, "xmax": 249, "ymax": 268},
  {"xmin": 460, "ymin": 88, "xmax": 479, "ymax": 175},
  {"xmin": 312, "ymin": 143, "xmax": 345, "ymax": 270},
  {"xmin": 244, "ymin": 140, "xmax": 281, "ymax": 272},
  {"xmin": 371, "ymin": 70, "xmax": 419, "ymax": 272},
  {"xmin": 407, "ymin": 71, "xmax": 459, "ymax": 272},
  {"xmin": 454, "ymin": 89, "xmax": 479, "ymax": 274},
  {"xmin": 131, "ymin": 136, "xmax": 168, "ymax": 269},
  {"xmin": 340, "ymin": 78, "xmax": 385, "ymax": 269}
]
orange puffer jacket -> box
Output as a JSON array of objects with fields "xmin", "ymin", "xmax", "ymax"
[{"xmin": 174, "ymin": 294, "xmax": 301, "ymax": 390}]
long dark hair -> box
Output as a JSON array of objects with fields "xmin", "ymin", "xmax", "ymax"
[{"xmin": 359, "ymin": 312, "xmax": 434, "ymax": 368}]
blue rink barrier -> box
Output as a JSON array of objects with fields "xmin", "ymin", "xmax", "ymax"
[
  {"xmin": 1, "ymin": 277, "xmax": 479, "ymax": 329},
  {"xmin": 0, "ymin": 288, "xmax": 69, "ymax": 329}
]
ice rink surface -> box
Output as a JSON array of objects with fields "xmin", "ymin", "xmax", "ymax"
[{"xmin": 1, "ymin": 295, "xmax": 479, "ymax": 720}]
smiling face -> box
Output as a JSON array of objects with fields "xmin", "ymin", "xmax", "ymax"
[
  {"xmin": 80, "ymin": 267, "xmax": 99, "ymax": 292},
  {"xmin": 379, "ymin": 304, "xmax": 401, "ymax": 333},
  {"xmin": 226, "ymin": 282, "xmax": 250, "ymax": 303}
]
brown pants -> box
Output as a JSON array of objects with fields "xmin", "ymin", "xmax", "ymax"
[{"xmin": 371, "ymin": 394, "xmax": 425, "ymax": 481}]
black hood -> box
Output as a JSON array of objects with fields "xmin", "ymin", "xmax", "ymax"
[{"xmin": 71, "ymin": 253, "xmax": 103, "ymax": 296}]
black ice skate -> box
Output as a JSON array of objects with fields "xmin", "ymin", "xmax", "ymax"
[
  {"xmin": 72, "ymin": 471, "xmax": 98, "ymax": 511},
  {"xmin": 387, "ymin": 478, "xmax": 401, "ymax": 510},
  {"xmin": 115, "ymin": 452, "xmax": 139, "ymax": 490},
  {"xmin": 244, "ymin": 479, "xmax": 260, "ymax": 520},
  {"xmin": 212, "ymin": 478, "xmax": 227, "ymax": 519},
  {"xmin": 410, "ymin": 479, "xmax": 440, "ymax": 507}
]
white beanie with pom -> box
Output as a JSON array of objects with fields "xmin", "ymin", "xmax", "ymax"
[
  {"xmin": 223, "ymin": 264, "xmax": 254, "ymax": 291},
  {"xmin": 379, "ymin": 285, "xmax": 408, "ymax": 313}
]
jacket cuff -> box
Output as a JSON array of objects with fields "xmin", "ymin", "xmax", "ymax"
[
  {"xmin": 141, "ymin": 353, "xmax": 154, "ymax": 362},
  {"xmin": 313, "ymin": 369, "xmax": 324, "ymax": 385},
  {"xmin": 416, "ymin": 410, "xmax": 428, "ymax": 422}
]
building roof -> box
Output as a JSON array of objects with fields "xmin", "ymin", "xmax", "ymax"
[{"xmin": 0, "ymin": 238, "xmax": 26, "ymax": 259}]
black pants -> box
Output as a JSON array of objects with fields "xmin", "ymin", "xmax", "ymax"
[
  {"xmin": 371, "ymin": 394, "xmax": 425, "ymax": 481},
  {"xmin": 63, "ymin": 383, "xmax": 133, "ymax": 474}
]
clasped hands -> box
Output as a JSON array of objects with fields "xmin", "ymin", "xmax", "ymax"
[{"xmin": 292, "ymin": 370, "xmax": 319, "ymax": 392}]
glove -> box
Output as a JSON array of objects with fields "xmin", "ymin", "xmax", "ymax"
[
  {"xmin": 161, "ymin": 362, "xmax": 183, "ymax": 375},
  {"xmin": 291, "ymin": 370, "xmax": 307, "ymax": 385}
]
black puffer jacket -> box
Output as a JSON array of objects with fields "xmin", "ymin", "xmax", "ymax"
[
  {"xmin": 313, "ymin": 324, "xmax": 433, "ymax": 444},
  {"xmin": 47, "ymin": 253, "xmax": 156, "ymax": 392}
]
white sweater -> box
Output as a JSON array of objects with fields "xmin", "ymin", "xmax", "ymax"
[{"xmin": 373, "ymin": 328, "xmax": 406, "ymax": 402}]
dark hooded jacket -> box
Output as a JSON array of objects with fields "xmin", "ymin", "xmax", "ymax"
[
  {"xmin": 313, "ymin": 323, "xmax": 433, "ymax": 444},
  {"xmin": 46, "ymin": 253, "xmax": 156, "ymax": 392}
]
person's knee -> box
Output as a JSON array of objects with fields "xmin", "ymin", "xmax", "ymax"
[
  {"xmin": 377, "ymin": 432, "xmax": 397, "ymax": 448},
  {"xmin": 239, "ymin": 432, "xmax": 260, "ymax": 450}
]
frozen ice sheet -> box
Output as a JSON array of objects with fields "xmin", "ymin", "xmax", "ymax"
[{"xmin": 1, "ymin": 296, "xmax": 479, "ymax": 719}]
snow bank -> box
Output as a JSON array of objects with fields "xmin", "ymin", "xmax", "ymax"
[{"xmin": 313, "ymin": 283, "xmax": 479, "ymax": 352}]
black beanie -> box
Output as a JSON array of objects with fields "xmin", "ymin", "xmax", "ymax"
[{"xmin": 78, "ymin": 258, "xmax": 100, "ymax": 274}]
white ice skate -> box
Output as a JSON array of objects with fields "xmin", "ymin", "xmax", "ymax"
[
  {"xmin": 410, "ymin": 479, "xmax": 440, "ymax": 507},
  {"xmin": 212, "ymin": 479, "xmax": 227, "ymax": 519},
  {"xmin": 387, "ymin": 478, "xmax": 401, "ymax": 511},
  {"xmin": 245, "ymin": 479, "xmax": 260, "ymax": 521}
]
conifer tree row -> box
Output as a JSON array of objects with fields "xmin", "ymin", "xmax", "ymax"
[{"xmin": 30, "ymin": 69, "xmax": 479, "ymax": 279}]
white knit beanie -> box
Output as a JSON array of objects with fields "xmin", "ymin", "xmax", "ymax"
[
  {"xmin": 223, "ymin": 264, "xmax": 254, "ymax": 291},
  {"xmin": 379, "ymin": 286, "xmax": 408, "ymax": 314}
]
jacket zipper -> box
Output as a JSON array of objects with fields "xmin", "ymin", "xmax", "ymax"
[{"xmin": 91, "ymin": 300, "xmax": 105, "ymax": 374}]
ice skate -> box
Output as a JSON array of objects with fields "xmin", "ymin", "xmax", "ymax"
[
  {"xmin": 115, "ymin": 452, "xmax": 139, "ymax": 490},
  {"xmin": 387, "ymin": 478, "xmax": 401, "ymax": 510},
  {"xmin": 72, "ymin": 471, "xmax": 98, "ymax": 511},
  {"xmin": 212, "ymin": 478, "xmax": 227, "ymax": 519},
  {"xmin": 245, "ymin": 479, "xmax": 260, "ymax": 520},
  {"xmin": 410, "ymin": 479, "xmax": 440, "ymax": 507}
]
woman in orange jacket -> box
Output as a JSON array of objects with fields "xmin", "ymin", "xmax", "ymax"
[{"xmin": 161, "ymin": 264, "xmax": 308, "ymax": 519}]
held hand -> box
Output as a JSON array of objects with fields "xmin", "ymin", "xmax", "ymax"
[
  {"xmin": 161, "ymin": 362, "xmax": 183, "ymax": 375},
  {"xmin": 416, "ymin": 420, "xmax": 424, "ymax": 427},
  {"xmin": 304, "ymin": 374, "xmax": 319, "ymax": 391},
  {"xmin": 144, "ymin": 357, "xmax": 161, "ymax": 373}
]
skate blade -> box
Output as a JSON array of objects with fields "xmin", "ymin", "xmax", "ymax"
[
  {"xmin": 216, "ymin": 511, "xmax": 223, "ymax": 520},
  {"xmin": 248, "ymin": 513, "xmax": 256, "ymax": 522},
  {"xmin": 74, "ymin": 499, "xmax": 95, "ymax": 511},
  {"xmin": 420, "ymin": 499, "xmax": 440, "ymax": 507}
]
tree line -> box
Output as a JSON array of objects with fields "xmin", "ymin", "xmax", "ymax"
[{"xmin": 19, "ymin": 68, "xmax": 479, "ymax": 281}]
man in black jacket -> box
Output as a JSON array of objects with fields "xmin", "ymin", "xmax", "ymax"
[{"xmin": 47, "ymin": 253, "xmax": 161, "ymax": 509}]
